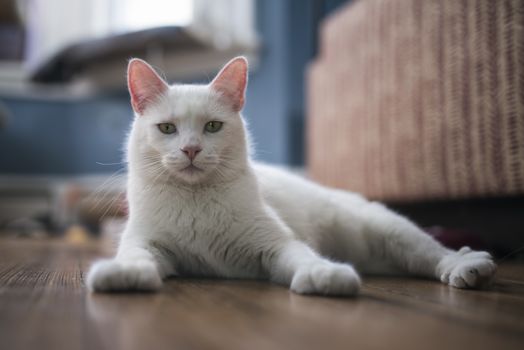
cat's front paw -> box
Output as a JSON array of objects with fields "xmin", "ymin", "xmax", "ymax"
[
  {"xmin": 437, "ymin": 247, "xmax": 496, "ymax": 289},
  {"xmin": 290, "ymin": 261, "xmax": 361, "ymax": 296},
  {"xmin": 86, "ymin": 259, "xmax": 162, "ymax": 292}
]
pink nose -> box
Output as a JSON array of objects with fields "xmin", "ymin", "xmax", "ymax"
[{"xmin": 181, "ymin": 145, "xmax": 202, "ymax": 161}]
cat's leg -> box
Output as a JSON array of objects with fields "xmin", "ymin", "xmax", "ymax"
[
  {"xmin": 246, "ymin": 206, "xmax": 360, "ymax": 295},
  {"xmin": 269, "ymin": 239, "xmax": 361, "ymax": 296},
  {"xmin": 87, "ymin": 232, "xmax": 173, "ymax": 292},
  {"xmin": 345, "ymin": 200, "xmax": 496, "ymax": 288},
  {"xmin": 258, "ymin": 206, "xmax": 361, "ymax": 296},
  {"xmin": 232, "ymin": 204, "xmax": 361, "ymax": 296}
]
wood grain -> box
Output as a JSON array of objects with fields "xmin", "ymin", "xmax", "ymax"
[{"xmin": 0, "ymin": 238, "xmax": 523, "ymax": 350}]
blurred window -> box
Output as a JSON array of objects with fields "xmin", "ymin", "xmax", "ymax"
[
  {"xmin": 109, "ymin": 0, "xmax": 193, "ymax": 32},
  {"xmin": 23, "ymin": 0, "xmax": 256, "ymax": 69}
]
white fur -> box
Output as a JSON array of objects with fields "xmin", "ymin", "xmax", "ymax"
[{"xmin": 87, "ymin": 59, "xmax": 496, "ymax": 296}]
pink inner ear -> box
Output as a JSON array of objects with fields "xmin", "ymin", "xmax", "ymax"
[
  {"xmin": 211, "ymin": 57, "xmax": 248, "ymax": 112},
  {"xmin": 128, "ymin": 59, "xmax": 168, "ymax": 115}
]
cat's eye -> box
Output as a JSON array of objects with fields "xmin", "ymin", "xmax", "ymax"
[
  {"xmin": 204, "ymin": 121, "xmax": 223, "ymax": 133},
  {"xmin": 157, "ymin": 123, "xmax": 177, "ymax": 134}
]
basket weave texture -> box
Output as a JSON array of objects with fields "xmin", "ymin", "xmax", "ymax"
[{"xmin": 307, "ymin": 0, "xmax": 524, "ymax": 201}]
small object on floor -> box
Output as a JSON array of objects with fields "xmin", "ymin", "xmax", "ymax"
[{"xmin": 64, "ymin": 225, "xmax": 91, "ymax": 245}]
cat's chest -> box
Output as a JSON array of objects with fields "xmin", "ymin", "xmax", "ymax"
[
  {"xmin": 152, "ymin": 196, "xmax": 253, "ymax": 277},
  {"xmin": 136, "ymin": 184, "xmax": 263, "ymax": 277},
  {"xmin": 156, "ymin": 192, "xmax": 236, "ymax": 243}
]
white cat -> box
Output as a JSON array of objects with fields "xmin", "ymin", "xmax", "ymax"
[{"xmin": 87, "ymin": 57, "xmax": 496, "ymax": 295}]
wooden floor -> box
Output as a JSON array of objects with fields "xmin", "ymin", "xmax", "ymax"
[{"xmin": 0, "ymin": 238, "xmax": 523, "ymax": 350}]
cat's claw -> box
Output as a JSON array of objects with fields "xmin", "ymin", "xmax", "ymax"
[
  {"xmin": 437, "ymin": 247, "xmax": 496, "ymax": 289},
  {"xmin": 290, "ymin": 262, "xmax": 361, "ymax": 296},
  {"xmin": 87, "ymin": 259, "xmax": 162, "ymax": 292}
]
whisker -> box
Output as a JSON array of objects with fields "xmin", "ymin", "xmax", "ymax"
[
  {"xmin": 96, "ymin": 161, "xmax": 126, "ymax": 166},
  {"xmin": 87, "ymin": 168, "xmax": 127, "ymax": 213}
]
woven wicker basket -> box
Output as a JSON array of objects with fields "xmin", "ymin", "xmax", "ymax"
[{"xmin": 307, "ymin": 0, "xmax": 524, "ymax": 201}]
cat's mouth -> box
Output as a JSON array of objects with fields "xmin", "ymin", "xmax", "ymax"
[{"xmin": 180, "ymin": 164, "xmax": 204, "ymax": 174}]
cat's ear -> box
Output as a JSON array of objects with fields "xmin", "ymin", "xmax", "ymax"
[
  {"xmin": 210, "ymin": 56, "xmax": 248, "ymax": 112},
  {"xmin": 127, "ymin": 58, "xmax": 168, "ymax": 115}
]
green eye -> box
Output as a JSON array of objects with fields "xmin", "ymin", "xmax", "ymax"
[
  {"xmin": 157, "ymin": 123, "xmax": 177, "ymax": 134},
  {"xmin": 204, "ymin": 121, "xmax": 223, "ymax": 133}
]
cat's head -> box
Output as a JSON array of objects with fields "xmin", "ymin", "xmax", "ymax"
[{"xmin": 126, "ymin": 57, "xmax": 250, "ymax": 186}]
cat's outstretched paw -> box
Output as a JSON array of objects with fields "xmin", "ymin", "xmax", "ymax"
[
  {"xmin": 86, "ymin": 259, "xmax": 162, "ymax": 292},
  {"xmin": 290, "ymin": 261, "xmax": 361, "ymax": 296},
  {"xmin": 437, "ymin": 247, "xmax": 496, "ymax": 289}
]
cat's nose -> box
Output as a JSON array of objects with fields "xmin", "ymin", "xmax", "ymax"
[{"xmin": 181, "ymin": 145, "xmax": 202, "ymax": 161}]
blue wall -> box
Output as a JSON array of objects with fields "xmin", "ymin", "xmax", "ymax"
[
  {"xmin": 0, "ymin": 0, "xmax": 349, "ymax": 175},
  {"xmin": 246, "ymin": 0, "xmax": 349, "ymax": 165},
  {"xmin": 0, "ymin": 95, "xmax": 131, "ymax": 175}
]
